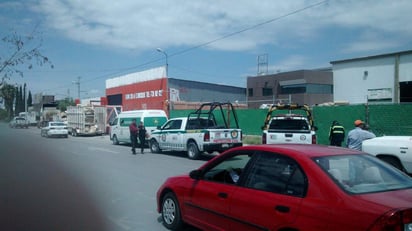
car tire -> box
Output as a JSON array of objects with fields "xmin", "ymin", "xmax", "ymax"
[
  {"xmin": 380, "ymin": 156, "xmax": 405, "ymax": 173},
  {"xmin": 161, "ymin": 192, "xmax": 184, "ymax": 230},
  {"xmin": 112, "ymin": 135, "xmax": 119, "ymax": 145},
  {"xmin": 150, "ymin": 139, "xmax": 162, "ymax": 153},
  {"xmin": 187, "ymin": 141, "xmax": 200, "ymax": 160}
]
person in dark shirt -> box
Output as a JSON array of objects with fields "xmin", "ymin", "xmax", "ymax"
[
  {"xmin": 138, "ymin": 121, "xmax": 147, "ymax": 154},
  {"xmin": 329, "ymin": 120, "xmax": 345, "ymax": 146},
  {"xmin": 129, "ymin": 119, "xmax": 138, "ymax": 154}
]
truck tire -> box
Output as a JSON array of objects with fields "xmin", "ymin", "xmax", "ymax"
[
  {"xmin": 112, "ymin": 135, "xmax": 119, "ymax": 145},
  {"xmin": 150, "ymin": 139, "xmax": 162, "ymax": 153},
  {"xmin": 187, "ymin": 141, "xmax": 200, "ymax": 160}
]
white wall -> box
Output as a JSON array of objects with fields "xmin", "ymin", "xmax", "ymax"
[{"xmin": 333, "ymin": 52, "xmax": 412, "ymax": 104}]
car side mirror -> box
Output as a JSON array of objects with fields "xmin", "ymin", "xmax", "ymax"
[{"xmin": 189, "ymin": 169, "xmax": 202, "ymax": 180}]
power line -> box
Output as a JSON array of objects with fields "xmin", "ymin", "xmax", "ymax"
[{"xmin": 40, "ymin": 0, "xmax": 329, "ymax": 93}]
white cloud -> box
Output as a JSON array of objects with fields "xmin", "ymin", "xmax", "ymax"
[{"xmin": 29, "ymin": 0, "xmax": 411, "ymax": 54}]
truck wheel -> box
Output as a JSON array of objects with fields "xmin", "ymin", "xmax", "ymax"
[
  {"xmin": 187, "ymin": 141, "xmax": 200, "ymax": 160},
  {"xmin": 112, "ymin": 135, "xmax": 119, "ymax": 145},
  {"xmin": 380, "ymin": 156, "xmax": 405, "ymax": 173},
  {"xmin": 150, "ymin": 139, "xmax": 162, "ymax": 153}
]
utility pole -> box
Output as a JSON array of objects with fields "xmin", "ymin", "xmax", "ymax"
[{"xmin": 73, "ymin": 76, "xmax": 81, "ymax": 100}]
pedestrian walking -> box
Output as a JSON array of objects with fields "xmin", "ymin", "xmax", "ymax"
[
  {"xmin": 346, "ymin": 119, "xmax": 376, "ymax": 151},
  {"xmin": 329, "ymin": 120, "xmax": 345, "ymax": 146},
  {"xmin": 138, "ymin": 121, "xmax": 147, "ymax": 154},
  {"xmin": 129, "ymin": 119, "xmax": 138, "ymax": 154}
]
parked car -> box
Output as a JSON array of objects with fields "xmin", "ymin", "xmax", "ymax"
[
  {"xmin": 156, "ymin": 144, "xmax": 412, "ymax": 231},
  {"xmin": 40, "ymin": 121, "xmax": 69, "ymax": 138},
  {"xmin": 9, "ymin": 116, "xmax": 29, "ymax": 128}
]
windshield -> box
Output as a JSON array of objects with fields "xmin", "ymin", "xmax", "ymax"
[
  {"xmin": 51, "ymin": 122, "xmax": 66, "ymax": 126},
  {"xmin": 313, "ymin": 154, "xmax": 412, "ymax": 194}
]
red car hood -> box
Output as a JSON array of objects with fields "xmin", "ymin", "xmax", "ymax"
[{"xmin": 355, "ymin": 188, "xmax": 412, "ymax": 209}]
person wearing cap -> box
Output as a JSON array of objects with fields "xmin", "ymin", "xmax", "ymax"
[
  {"xmin": 329, "ymin": 120, "xmax": 345, "ymax": 146},
  {"xmin": 346, "ymin": 119, "xmax": 376, "ymax": 151}
]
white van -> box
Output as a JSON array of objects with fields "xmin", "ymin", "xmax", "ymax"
[{"xmin": 109, "ymin": 110, "xmax": 168, "ymax": 145}]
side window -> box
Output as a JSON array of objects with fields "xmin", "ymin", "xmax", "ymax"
[
  {"xmin": 203, "ymin": 153, "xmax": 252, "ymax": 185},
  {"xmin": 171, "ymin": 120, "xmax": 182, "ymax": 129},
  {"xmin": 162, "ymin": 120, "xmax": 174, "ymax": 130},
  {"xmin": 244, "ymin": 152, "xmax": 307, "ymax": 197}
]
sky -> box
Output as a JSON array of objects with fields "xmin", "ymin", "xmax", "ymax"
[{"xmin": 1, "ymin": 0, "xmax": 412, "ymax": 100}]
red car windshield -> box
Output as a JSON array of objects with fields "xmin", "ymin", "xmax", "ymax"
[{"xmin": 313, "ymin": 154, "xmax": 412, "ymax": 194}]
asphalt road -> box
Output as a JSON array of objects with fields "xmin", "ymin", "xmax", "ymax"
[{"xmin": 0, "ymin": 123, "xmax": 212, "ymax": 231}]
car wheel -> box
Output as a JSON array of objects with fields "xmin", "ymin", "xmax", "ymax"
[
  {"xmin": 112, "ymin": 135, "xmax": 119, "ymax": 145},
  {"xmin": 150, "ymin": 139, "xmax": 162, "ymax": 153},
  {"xmin": 187, "ymin": 141, "xmax": 200, "ymax": 160},
  {"xmin": 162, "ymin": 192, "xmax": 184, "ymax": 230},
  {"xmin": 380, "ymin": 156, "xmax": 405, "ymax": 173}
]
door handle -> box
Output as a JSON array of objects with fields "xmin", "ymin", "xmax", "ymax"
[
  {"xmin": 275, "ymin": 205, "xmax": 290, "ymax": 213},
  {"xmin": 218, "ymin": 192, "xmax": 228, "ymax": 198}
]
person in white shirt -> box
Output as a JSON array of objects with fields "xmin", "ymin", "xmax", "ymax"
[{"xmin": 346, "ymin": 119, "xmax": 376, "ymax": 151}]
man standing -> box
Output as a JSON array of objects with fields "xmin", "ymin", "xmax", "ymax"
[
  {"xmin": 129, "ymin": 119, "xmax": 138, "ymax": 154},
  {"xmin": 346, "ymin": 119, "xmax": 376, "ymax": 151},
  {"xmin": 329, "ymin": 120, "xmax": 345, "ymax": 146},
  {"xmin": 138, "ymin": 121, "xmax": 147, "ymax": 154}
]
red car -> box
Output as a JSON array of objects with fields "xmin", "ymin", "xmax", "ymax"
[{"xmin": 156, "ymin": 144, "xmax": 412, "ymax": 231}]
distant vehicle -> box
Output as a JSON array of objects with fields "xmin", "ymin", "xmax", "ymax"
[
  {"xmin": 261, "ymin": 104, "xmax": 317, "ymax": 144},
  {"xmin": 9, "ymin": 116, "xmax": 29, "ymax": 129},
  {"xmin": 149, "ymin": 102, "xmax": 243, "ymax": 159},
  {"xmin": 18, "ymin": 111, "xmax": 37, "ymax": 126},
  {"xmin": 40, "ymin": 121, "xmax": 69, "ymax": 138},
  {"xmin": 66, "ymin": 106, "xmax": 105, "ymax": 136},
  {"xmin": 157, "ymin": 144, "xmax": 412, "ymax": 231},
  {"xmin": 110, "ymin": 109, "xmax": 168, "ymax": 145},
  {"xmin": 362, "ymin": 136, "xmax": 412, "ymax": 175}
]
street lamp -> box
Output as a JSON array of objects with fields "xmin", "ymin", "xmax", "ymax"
[
  {"xmin": 156, "ymin": 48, "xmax": 169, "ymax": 113},
  {"xmin": 156, "ymin": 48, "xmax": 168, "ymax": 77}
]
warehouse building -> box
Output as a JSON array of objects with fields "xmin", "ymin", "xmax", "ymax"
[
  {"xmin": 331, "ymin": 50, "xmax": 412, "ymax": 104},
  {"xmin": 105, "ymin": 66, "xmax": 246, "ymax": 113},
  {"xmin": 246, "ymin": 69, "xmax": 333, "ymax": 108}
]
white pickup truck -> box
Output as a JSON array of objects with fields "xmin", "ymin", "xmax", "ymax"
[
  {"xmin": 261, "ymin": 104, "xmax": 317, "ymax": 144},
  {"xmin": 149, "ymin": 102, "xmax": 243, "ymax": 159},
  {"xmin": 362, "ymin": 136, "xmax": 412, "ymax": 175}
]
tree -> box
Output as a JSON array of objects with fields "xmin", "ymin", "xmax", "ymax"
[
  {"xmin": 0, "ymin": 83, "xmax": 16, "ymax": 119},
  {"xmin": 0, "ymin": 29, "xmax": 53, "ymax": 87},
  {"xmin": 27, "ymin": 90, "xmax": 32, "ymax": 107},
  {"xmin": 57, "ymin": 98, "xmax": 76, "ymax": 112}
]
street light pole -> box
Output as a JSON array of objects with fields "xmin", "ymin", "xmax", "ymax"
[
  {"xmin": 156, "ymin": 48, "xmax": 169, "ymax": 113},
  {"xmin": 156, "ymin": 48, "xmax": 168, "ymax": 77}
]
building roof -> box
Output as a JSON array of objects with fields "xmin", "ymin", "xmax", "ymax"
[{"xmin": 330, "ymin": 50, "xmax": 412, "ymax": 64}]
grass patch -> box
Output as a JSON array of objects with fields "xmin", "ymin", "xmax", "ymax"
[{"xmin": 243, "ymin": 135, "xmax": 261, "ymax": 145}]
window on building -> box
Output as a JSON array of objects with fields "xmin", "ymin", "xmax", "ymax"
[
  {"xmin": 280, "ymin": 84, "xmax": 332, "ymax": 94},
  {"xmin": 262, "ymin": 87, "xmax": 273, "ymax": 96},
  {"xmin": 280, "ymin": 84, "xmax": 306, "ymax": 94},
  {"xmin": 248, "ymin": 88, "xmax": 254, "ymax": 97}
]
